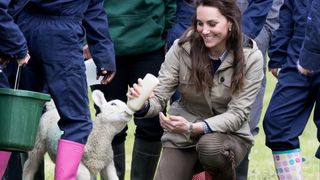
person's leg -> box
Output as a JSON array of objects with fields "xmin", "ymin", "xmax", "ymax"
[
  {"xmin": 130, "ymin": 138, "xmax": 162, "ymax": 180},
  {"xmin": 111, "ymin": 140, "xmax": 126, "ymax": 180},
  {"xmin": 272, "ymin": 149, "xmax": 303, "ymax": 179},
  {"xmin": 18, "ymin": 13, "xmax": 90, "ymax": 180},
  {"xmin": 3, "ymin": 152, "xmax": 44, "ymax": 180},
  {"xmin": 128, "ymin": 49, "xmax": 165, "ymax": 180},
  {"xmin": 155, "ymin": 147, "xmax": 198, "ymax": 180},
  {"xmin": 263, "ymin": 68, "xmax": 315, "ymax": 179},
  {"xmin": 91, "ymin": 56, "xmax": 129, "ymax": 180},
  {"xmin": 46, "ymin": 56, "xmax": 91, "ymax": 180},
  {"xmin": 3, "ymin": 153, "xmax": 22, "ymax": 180},
  {"xmin": 236, "ymin": 24, "xmax": 270, "ymax": 180},
  {"xmin": 0, "ymin": 151, "xmax": 11, "ymax": 179},
  {"xmin": 40, "ymin": 23, "xmax": 90, "ymax": 180},
  {"xmin": 197, "ymin": 133, "xmax": 250, "ymax": 180},
  {"xmin": 234, "ymin": 151, "xmax": 250, "ymax": 180}
]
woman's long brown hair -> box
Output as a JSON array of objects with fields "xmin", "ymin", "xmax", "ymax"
[{"xmin": 178, "ymin": 0, "xmax": 245, "ymax": 93}]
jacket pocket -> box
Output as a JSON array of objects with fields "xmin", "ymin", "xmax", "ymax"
[{"xmin": 217, "ymin": 71, "xmax": 232, "ymax": 88}]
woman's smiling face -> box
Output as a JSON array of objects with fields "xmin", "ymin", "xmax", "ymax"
[{"xmin": 196, "ymin": 5, "xmax": 232, "ymax": 53}]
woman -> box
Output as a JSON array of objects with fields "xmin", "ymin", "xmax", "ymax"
[{"xmin": 128, "ymin": 0, "xmax": 263, "ymax": 179}]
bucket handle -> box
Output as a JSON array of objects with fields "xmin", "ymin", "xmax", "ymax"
[{"xmin": 14, "ymin": 64, "xmax": 23, "ymax": 89}]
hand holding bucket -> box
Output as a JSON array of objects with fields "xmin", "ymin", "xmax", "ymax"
[{"xmin": 0, "ymin": 59, "xmax": 51, "ymax": 152}]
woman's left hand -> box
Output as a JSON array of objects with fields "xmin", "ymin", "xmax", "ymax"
[{"xmin": 159, "ymin": 112, "xmax": 190, "ymax": 133}]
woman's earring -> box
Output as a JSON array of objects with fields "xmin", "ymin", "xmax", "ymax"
[{"xmin": 228, "ymin": 27, "xmax": 232, "ymax": 31}]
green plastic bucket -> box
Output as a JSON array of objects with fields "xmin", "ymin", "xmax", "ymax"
[{"xmin": 0, "ymin": 88, "xmax": 51, "ymax": 152}]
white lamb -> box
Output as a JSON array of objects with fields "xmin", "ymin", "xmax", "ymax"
[{"xmin": 22, "ymin": 90, "xmax": 132, "ymax": 180}]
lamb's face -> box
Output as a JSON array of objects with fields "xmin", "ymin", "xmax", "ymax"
[{"xmin": 98, "ymin": 99, "xmax": 132, "ymax": 123}]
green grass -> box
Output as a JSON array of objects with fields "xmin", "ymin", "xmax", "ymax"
[{"xmin": 45, "ymin": 72, "xmax": 320, "ymax": 179}]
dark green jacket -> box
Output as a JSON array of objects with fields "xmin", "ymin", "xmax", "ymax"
[{"xmin": 104, "ymin": 0, "xmax": 176, "ymax": 56}]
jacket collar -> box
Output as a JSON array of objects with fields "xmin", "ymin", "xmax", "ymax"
[{"xmin": 180, "ymin": 41, "xmax": 234, "ymax": 71}]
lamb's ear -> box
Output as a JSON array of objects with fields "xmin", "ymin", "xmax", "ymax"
[{"xmin": 91, "ymin": 90, "xmax": 108, "ymax": 108}]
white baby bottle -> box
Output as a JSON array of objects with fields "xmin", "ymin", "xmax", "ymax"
[{"xmin": 126, "ymin": 73, "xmax": 159, "ymax": 114}]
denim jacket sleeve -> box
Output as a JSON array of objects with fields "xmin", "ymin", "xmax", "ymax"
[
  {"xmin": 0, "ymin": 0, "xmax": 28, "ymax": 60},
  {"xmin": 299, "ymin": 0, "xmax": 320, "ymax": 72},
  {"xmin": 83, "ymin": 0, "xmax": 116, "ymax": 72}
]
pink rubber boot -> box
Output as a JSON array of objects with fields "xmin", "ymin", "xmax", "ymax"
[
  {"xmin": 54, "ymin": 139, "xmax": 84, "ymax": 180},
  {"xmin": 0, "ymin": 151, "xmax": 12, "ymax": 179}
]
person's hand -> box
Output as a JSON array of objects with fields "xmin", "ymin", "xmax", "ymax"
[
  {"xmin": 269, "ymin": 68, "xmax": 279, "ymax": 79},
  {"xmin": 0, "ymin": 57, "xmax": 9, "ymax": 65},
  {"xmin": 159, "ymin": 112, "xmax": 190, "ymax": 133},
  {"xmin": 297, "ymin": 63, "xmax": 313, "ymax": 76},
  {"xmin": 83, "ymin": 44, "xmax": 92, "ymax": 60},
  {"xmin": 127, "ymin": 78, "xmax": 143, "ymax": 99},
  {"xmin": 0, "ymin": 57, "xmax": 9, "ymax": 73},
  {"xmin": 126, "ymin": 78, "xmax": 155, "ymax": 100},
  {"xmin": 17, "ymin": 53, "xmax": 30, "ymax": 65},
  {"xmin": 97, "ymin": 69, "xmax": 116, "ymax": 84}
]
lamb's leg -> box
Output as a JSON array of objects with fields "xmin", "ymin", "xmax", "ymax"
[
  {"xmin": 76, "ymin": 162, "xmax": 91, "ymax": 180},
  {"xmin": 22, "ymin": 145, "xmax": 46, "ymax": 180},
  {"xmin": 100, "ymin": 160, "xmax": 119, "ymax": 180}
]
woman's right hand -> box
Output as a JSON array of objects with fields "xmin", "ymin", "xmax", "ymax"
[{"xmin": 127, "ymin": 78, "xmax": 144, "ymax": 99}]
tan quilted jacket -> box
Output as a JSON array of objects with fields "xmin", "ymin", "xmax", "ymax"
[{"xmin": 144, "ymin": 39, "xmax": 264, "ymax": 148}]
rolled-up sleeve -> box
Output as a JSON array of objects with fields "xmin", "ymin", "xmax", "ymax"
[{"xmin": 82, "ymin": 0, "xmax": 116, "ymax": 72}]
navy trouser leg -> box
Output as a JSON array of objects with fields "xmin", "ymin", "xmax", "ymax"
[
  {"xmin": 46, "ymin": 60, "xmax": 92, "ymax": 144},
  {"xmin": 18, "ymin": 12, "xmax": 92, "ymax": 144},
  {"xmin": 263, "ymin": 67, "xmax": 316, "ymax": 151}
]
